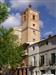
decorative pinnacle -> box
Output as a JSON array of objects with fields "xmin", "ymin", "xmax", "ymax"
[{"xmin": 29, "ymin": 4, "xmax": 32, "ymax": 8}]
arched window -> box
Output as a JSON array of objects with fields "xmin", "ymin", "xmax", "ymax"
[
  {"xmin": 33, "ymin": 15, "xmax": 35, "ymax": 20},
  {"xmin": 24, "ymin": 15, "xmax": 26, "ymax": 21},
  {"xmin": 33, "ymin": 24, "xmax": 35, "ymax": 26}
]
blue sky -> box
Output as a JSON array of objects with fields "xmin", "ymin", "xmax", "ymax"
[{"xmin": 0, "ymin": 0, "xmax": 56, "ymax": 38}]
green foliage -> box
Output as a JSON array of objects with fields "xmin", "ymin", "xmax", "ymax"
[
  {"xmin": 0, "ymin": 28, "xmax": 24, "ymax": 68},
  {"xmin": 0, "ymin": 3, "xmax": 8, "ymax": 24}
]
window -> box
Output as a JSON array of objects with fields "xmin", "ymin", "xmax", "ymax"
[
  {"xmin": 51, "ymin": 69, "xmax": 55, "ymax": 75},
  {"xmin": 33, "ymin": 45, "xmax": 35, "ymax": 50},
  {"xmin": 33, "ymin": 31, "xmax": 35, "ymax": 34},
  {"xmin": 51, "ymin": 53, "xmax": 55, "ymax": 64},
  {"xmin": 34, "ymin": 56, "xmax": 37, "ymax": 66},
  {"xmin": 25, "ymin": 69, "xmax": 28, "ymax": 75},
  {"xmin": 41, "ymin": 55, "xmax": 44, "ymax": 66},
  {"xmin": 33, "ymin": 24, "xmax": 35, "ymax": 27},
  {"xmin": 24, "ymin": 15, "xmax": 26, "ymax": 21},
  {"xmin": 24, "ymin": 11, "xmax": 26, "ymax": 14},
  {"xmin": 55, "ymin": 53, "xmax": 56, "ymax": 63},
  {"xmin": 46, "ymin": 40, "xmax": 48, "ymax": 45},
  {"xmin": 30, "ymin": 61, "xmax": 32, "ymax": 66},
  {"xmin": 17, "ymin": 69, "xmax": 19, "ymax": 75},
  {"xmin": 35, "ymin": 71, "xmax": 37, "ymax": 75},
  {"xmin": 30, "ymin": 70, "xmax": 33, "ymax": 75},
  {"xmin": 41, "ymin": 70, "xmax": 45, "ymax": 75},
  {"xmin": 33, "ymin": 38, "xmax": 35, "ymax": 41},
  {"xmin": 21, "ymin": 69, "xmax": 23, "ymax": 75},
  {"xmin": 33, "ymin": 15, "xmax": 35, "ymax": 20}
]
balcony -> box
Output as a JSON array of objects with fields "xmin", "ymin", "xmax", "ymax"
[
  {"xmin": 49, "ymin": 59, "xmax": 56, "ymax": 66},
  {"xmin": 39, "ymin": 60, "xmax": 44, "ymax": 67},
  {"xmin": 28, "ymin": 62, "xmax": 37, "ymax": 70},
  {"xmin": 29, "ymin": 64, "xmax": 36, "ymax": 70}
]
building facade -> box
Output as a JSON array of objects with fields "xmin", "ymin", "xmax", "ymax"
[
  {"xmin": 28, "ymin": 35, "xmax": 56, "ymax": 75},
  {"xmin": 39, "ymin": 35, "xmax": 56, "ymax": 75},
  {"xmin": 28, "ymin": 43, "xmax": 41, "ymax": 75},
  {"xmin": 13, "ymin": 4, "xmax": 56, "ymax": 75},
  {"xmin": 13, "ymin": 5, "xmax": 40, "ymax": 45},
  {"xmin": 21, "ymin": 5, "xmax": 40, "ymax": 44},
  {"xmin": 13, "ymin": 26, "xmax": 22, "ymax": 45}
]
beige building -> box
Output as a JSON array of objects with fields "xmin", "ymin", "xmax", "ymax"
[
  {"xmin": 13, "ymin": 26, "xmax": 22, "ymax": 45},
  {"xmin": 28, "ymin": 43, "xmax": 41, "ymax": 75},
  {"xmin": 39, "ymin": 35, "xmax": 56, "ymax": 75},
  {"xmin": 13, "ymin": 5, "xmax": 40, "ymax": 45},
  {"xmin": 28, "ymin": 35, "xmax": 56, "ymax": 75}
]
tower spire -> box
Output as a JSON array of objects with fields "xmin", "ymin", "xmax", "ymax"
[{"xmin": 29, "ymin": 4, "xmax": 32, "ymax": 8}]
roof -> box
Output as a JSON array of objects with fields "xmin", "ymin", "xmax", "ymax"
[
  {"xmin": 20, "ymin": 43, "xmax": 29, "ymax": 50},
  {"xmin": 28, "ymin": 35, "xmax": 56, "ymax": 47},
  {"xmin": 38, "ymin": 35, "xmax": 56, "ymax": 44}
]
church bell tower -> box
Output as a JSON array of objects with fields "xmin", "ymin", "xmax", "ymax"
[{"xmin": 21, "ymin": 5, "xmax": 40, "ymax": 44}]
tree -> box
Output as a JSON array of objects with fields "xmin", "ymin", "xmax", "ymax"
[
  {"xmin": 0, "ymin": 27, "xmax": 24, "ymax": 69},
  {"xmin": 0, "ymin": 2, "xmax": 24, "ymax": 75},
  {"xmin": 0, "ymin": 3, "xmax": 8, "ymax": 24}
]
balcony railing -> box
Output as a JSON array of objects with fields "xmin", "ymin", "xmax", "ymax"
[
  {"xmin": 29, "ymin": 63, "xmax": 36, "ymax": 70},
  {"xmin": 49, "ymin": 60, "xmax": 55, "ymax": 66},
  {"xmin": 39, "ymin": 61, "xmax": 44, "ymax": 67}
]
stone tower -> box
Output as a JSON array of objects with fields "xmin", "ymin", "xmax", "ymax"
[{"xmin": 21, "ymin": 5, "xmax": 40, "ymax": 44}]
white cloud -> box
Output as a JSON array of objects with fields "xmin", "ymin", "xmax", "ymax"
[
  {"xmin": 0, "ymin": 0, "xmax": 5, "ymax": 3},
  {"xmin": 10, "ymin": 0, "xmax": 31, "ymax": 8},
  {"xmin": 9, "ymin": 0, "xmax": 56, "ymax": 16},
  {"xmin": 1, "ymin": 13, "xmax": 21, "ymax": 29},
  {"xmin": 39, "ymin": 20, "xmax": 44, "ymax": 28},
  {"xmin": 43, "ymin": 31, "xmax": 53, "ymax": 37}
]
